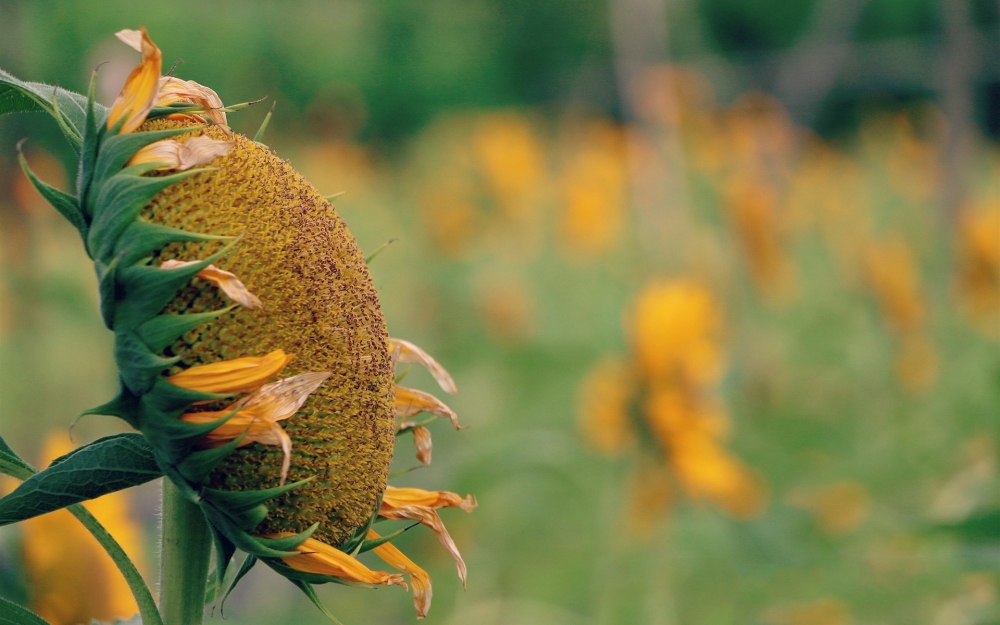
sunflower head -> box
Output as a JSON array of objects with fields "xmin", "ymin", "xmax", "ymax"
[{"xmin": 3, "ymin": 26, "xmax": 474, "ymax": 620}]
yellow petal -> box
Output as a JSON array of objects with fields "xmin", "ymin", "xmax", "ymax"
[
  {"xmin": 394, "ymin": 385, "xmax": 460, "ymax": 429},
  {"xmin": 126, "ymin": 136, "xmax": 234, "ymax": 171},
  {"xmin": 107, "ymin": 26, "xmax": 161, "ymax": 134},
  {"xmin": 272, "ymin": 535, "xmax": 407, "ymax": 589},
  {"xmin": 383, "ymin": 485, "xmax": 477, "ymax": 512},
  {"xmin": 155, "ymin": 76, "xmax": 230, "ymax": 133},
  {"xmin": 390, "ymin": 338, "xmax": 457, "ymax": 394},
  {"xmin": 377, "ymin": 504, "xmax": 468, "ymax": 588},
  {"xmin": 167, "ymin": 349, "xmax": 293, "ymax": 394},
  {"xmin": 369, "ymin": 530, "xmax": 433, "ymax": 619},
  {"xmin": 159, "ymin": 259, "xmax": 261, "ymax": 309}
]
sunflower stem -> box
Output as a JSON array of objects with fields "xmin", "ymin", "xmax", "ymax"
[{"xmin": 160, "ymin": 480, "xmax": 212, "ymax": 625}]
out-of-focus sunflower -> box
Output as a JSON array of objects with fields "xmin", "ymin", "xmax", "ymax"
[
  {"xmin": 8, "ymin": 26, "xmax": 475, "ymax": 620},
  {"xmin": 578, "ymin": 279, "xmax": 766, "ymax": 534},
  {"xmin": 16, "ymin": 433, "xmax": 147, "ymax": 625}
]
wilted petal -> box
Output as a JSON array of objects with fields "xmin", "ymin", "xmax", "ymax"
[
  {"xmin": 272, "ymin": 535, "xmax": 407, "ymax": 589},
  {"xmin": 181, "ymin": 371, "xmax": 329, "ymax": 484},
  {"xmin": 155, "ymin": 76, "xmax": 230, "ymax": 132},
  {"xmin": 369, "ymin": 530, "xmax": 433, "ymax": 618},
  {"xmin": 390, "ymin": 338, "xmax": 457, "ymax": 394},
  {"xmin": 107, "ymin": 26, "xmax": 161, "ymax": 134},
  {"xmin": 115, "ymin": 29, "xmax": 143, "ymax": 52},
  {"xmin": 167, "ymin": 349, "xmax": 294, "ymax": 394},
  {"xmin": 159, "ymin": 259, "xmax": 261, "ymax": 309},
  {"xmin": 394, "ymin": 385, "xmax": 460, "ymax": 429},
  {"xmin": 411, "ymin": 426, "xmax": 432, "ymax": 465},
  {"xmin": 377, "ymin": 504, "xmax": 468, "ymax": 588},
  {"xmin": 127, "ymin": 136, "xmax": 233, "ymax": 171}
]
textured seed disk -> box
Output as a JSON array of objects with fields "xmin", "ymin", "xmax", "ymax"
[{"xmin": 142, "ymin": 120, "xmax": 395, "ymax": 546}]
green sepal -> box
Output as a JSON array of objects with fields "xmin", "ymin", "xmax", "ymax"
[
  {"xmin": 253, "ymin": 101, "xmax": 275, "ymax": 144},
  {"xmin": 157, "ymin": 459, "xmax": 202, "ymax": 503},
  {"xmin": 356, "ymin": 522, "xmax": 419, "ymax": 554},
  {"xmin": 140, "ymin": 377, "xmax": 224, "ymax": 415},
  {"xmin": 364, "ymin": 238, "xmax": 397, "ymax": 265},
  {"xmin": 341, "ymin": 491, "xmax": 384, "ymax": 556},
  {"xmin": 88, "ymin": 168, "xmax": 204, "ymax": 262},
  {"xmin": 96, "ymin": 255, "xmax": 121, "ymax": 329},
  {"xmin": 219, "ymin": 555, "xmax": 258, "ymax": 615},
  {"xmin": 205, "ymin": 519, "xmax": 238, "ymax": 606},
  {"xmin": 263, "ymin": 558, "xmax": 371, "ymax": 588},
  {"xmin": 175, "ymin": 428, "xmax": 247, "ymax": 484},
  {"xmin": 0, "ymin": 68, "xmax": 94, "ymax": 146},
  {"xmin": 147, "ymin": 102, "xmax": 204, "ymax": 119},
  {"xmin": 112, "ymin": 236, "xmax": 240, "ymax": 331},
  {"xmin": 139, "ymin": 404, "xmax": 236, "ymax": 467},
  {"xmin": 115, "ymin": 330, "xmax": 181, "ymax": 395},
  {"xmin": 89, "ymin": 125, "xmax": 203, "ymax": 197},
  {"xmin": 0, "ymin": 596, "xmax": 51, "ymax": 625},
  {"xmin": 0, "ymin": 433, "xmax": 160, "ymax": 527},
  {"xmin": 289, "ymin": 580, "xmax": 346, "ymax": 625},
  {"xmin": 200, "ymin": 503, "xmax": 306, "ymax": 558},
  {"xmin": 324, "ymin": 191, "xmax": 345, "ymax": 203},
  {"xmin": 0, "ymin": 433, "xmax": 35, "ymax": 481},
  {"xmin": 80, "ymin": 381, "xmax": 141, "ymax": 428},
  {"xmin": 76, "ymin": 68, "xmax": 104, "ymax": 206},
  {"xmin": 48, "ymin": 88, "xmax": 82, "ymax": 153},
  {"xmin": 137, "ymin": 307, "xmax": 235, "ymax": 354},
  {"xmin": 203, "ymin": 478, "xmax": 314, "ymax": 530},
  {"xmin": 115, "ymin": 219, "xmax": 234, "ymax": 268},
  {"xmin": 17, "ymin": 148, "xmax": 88, "ymax": 241}
]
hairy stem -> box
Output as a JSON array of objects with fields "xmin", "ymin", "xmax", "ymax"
[{"xmin": 160, "ymin": 480, "xmax": 212, "ymax": 625}]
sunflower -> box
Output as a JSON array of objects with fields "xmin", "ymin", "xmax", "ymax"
[
  {"xmin": 4, "ymin": 26, "xmax": 473, "ymax": 620},
  {"xmin": 579, "ymin": 279, "xmax": 766, "ymax": 533}
]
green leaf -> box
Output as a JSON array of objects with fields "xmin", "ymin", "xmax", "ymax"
[
  {"xmin": 0, "ymin": 68, "xmax": 95, "ymax": 146},
  {"xmin": 17, "ymin": 148, "xmax": 87, "ymax": 241},
  {"xmin": 0, "ymin": 433, "xmax": 160, "ymax": 526},
  {"xmin": 0, "ymin": 597, "xmax": 50, "ymax": 625},
  {"xmin": 291, "ymin": 580, "xmax": 345, "ymax": 625},
  {"xmin": 137, "ymin": 307, "xmax": 235, "ymax": 354},
  {"xmin": 88, "ymin": 169, "xmax": 202, "ymax": 262},
  {"xmin": 67, "ymin": 504, "xmax": 164, "ymax": 625},
  {"xmin": 115, "ymin": 219, "xmax": 233, "ymax": 268},
  {"xmin": 0, "ymin": 433, "xmax": 35, "ymax": 481}
]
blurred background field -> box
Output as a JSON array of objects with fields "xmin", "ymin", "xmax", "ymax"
[{"xmin": 0, "ymin": 1, "xmax": 998, "ymax": 623}]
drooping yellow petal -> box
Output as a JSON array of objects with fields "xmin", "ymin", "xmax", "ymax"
[
  {"xmin": 127, "ymin": 136, "xmax": 234, "ymax": 172},
  {"xmin": 155, "ymin": 76, "xmax": 230, "ymax": 133},
  {"xmin": 159, "ymin": 259, "xmax": 261, "ymax": 309},
  {"xmin": 107, "ymin": 27, "xmax": 161, "ymax": 134},
  {"xmin": 410, "ymin": 425, "xmax": 433, "ymax": 465},
  {"xmin": 181, "ymin": 371, "xmax": 330, "ymax": 484},
  {"xmin": 394, "ymin": 385, "xmax": 460, "ymax": 429},
  {"xmin": 167, "ymin": 349, "xmax": 293, "ymax": 394},
  {"xmin": 390, "ymin": 338, "xmax": 457, "ymax": 394},
  {"xmin": 377, "ymin": 503, "xmax": 469, "ymax": 588},
  {"xmin": 272, "ymin": 535, "xmax": 407, "ymax": 589},
  {"xmin": 382, "ymin": 486, "xmax": 477, "ymax": 512},
  {"xmin": 368, "ymin": 529, "xmax": 433, "ymax": 619}
]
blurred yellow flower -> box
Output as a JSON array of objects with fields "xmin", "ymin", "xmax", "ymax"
[
  {"xmin": 19, "ymin": 433, "xmax": 147, "ymax": 625},
  {"xmin": 763, "ymin": 597, "xmax": 853, "ymax": 625},
  {"xmin": 789, "ymin": 480, "xmax": 870, "ymax": 535},
  {"xmin": 579, "ymin": 279, "xmax": 766, "ymax": 528},
  {"xmin": 471, "ymin": 112, "xmax": 545, "ymax": 218},
  {"xmin": 557, "ymin": 120, "xmax": 628, "ymax": 257},
  {"xmin": 956, "ymin": 203, "xmax": 1000, "ymax": 335}
]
